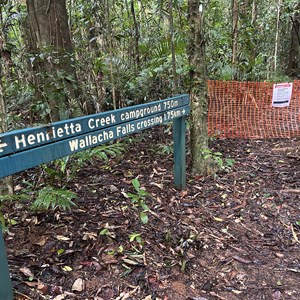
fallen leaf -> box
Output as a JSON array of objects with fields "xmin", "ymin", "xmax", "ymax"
[
  {"xmin": 24, "ymin": 281, "xmax": 46, "ymax": 295},
  {"xmin": 232, "ymin": 289, "xmax": 243, "ymax": 294},
  {"xmin": 72, "ymin": 278, "xmax": 85, "ymax": 292},
  {"xmin": 115, "ymin": 286, "xmax": 139, "ymax": 300},
  {"xmin": 150, "ymin": 182, "xmax": 163, "ymax": 189},
  {"xmin": 110, "ymin": 185, "xmax": 119, "ymax": 192},
  {"xmin": 55, "ymin": 235, "xmax": 70, "ymax": 241},
  {"xmin": 232, "ymin": 255, "xmax": 252, "ymax": 264},
  {"xmin": 148, "ymin": 275, "xmax": 158, "ymax": 284},
  {"xmin": 180, "ymin": 190, "xmax": 188, "ymax": 197},
  {"xmin": 33, "ymin": 236, "xmax": 48, "ymax": 246},
  {"xmin": 82, "ymin": 232, "xmax": 97, "ymax": 240},
  {"xmin": 213, "ymin": 217, "xmax": 224, "ymax": 222},
  {"xmin": 102, "ymin": 253, "xmax": 118, "ymax": 264},
  {"xmin": 272, "ymin": 290, "xmax": 281, "ymax": 300},
  {"xmin": 53, "ymin": 291, "xmax": 76, "ymax": 299},
  {"xmin": 37, "ymin": 282, "xmax": 49, "ymax": 294},
  {"xmin": 80, "ymin": 261, "xmax": 101, "ymax": 270},
  {"xmin": 19, "ymin": 267, "xmax": 34, "ymax": 278},
  {"xmin": 275, "ymin": 252, "xmax": 284, "ymax": 258},
  {"xmin": 122, "ymin": 258, "xmax": 140, "ymax": 266},
  {"xmin": 24, "ymin": 281, "xmax": 38, "ymax": 287},
  {"xmin": 53, "ymin": 294, "xmax": 66, "ymax": 300},
  {"xmin": 62, "ymin": 265, "xmax": 73, "ymax": 272}
]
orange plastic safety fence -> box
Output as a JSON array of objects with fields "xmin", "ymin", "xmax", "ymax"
[{"xmin": 207, "ymin": 80, "xmax": 300, "ymax": 139}]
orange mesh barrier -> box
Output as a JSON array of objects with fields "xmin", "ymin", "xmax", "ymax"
[{"xmin": 207, "ymin": 80, "xmax": 300, "ymax": 139}]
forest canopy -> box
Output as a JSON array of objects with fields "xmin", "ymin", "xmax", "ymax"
[{"xmin": 0, "ymin": 0, "xmax": 299, "ymax": 127}]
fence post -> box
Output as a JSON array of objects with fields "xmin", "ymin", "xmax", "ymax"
[
  {"xmin": 0, "ymin": 225, "xmax": 13, "ymax": 300},
  {"xmin": 173, "ymin": 116, "xmax": 186, "ymax": 190}
]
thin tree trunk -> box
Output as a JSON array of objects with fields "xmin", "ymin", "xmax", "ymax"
[
  {"xmin": 251, "ymin": 0, "xmax": 257, "ymax": 26},
  {"xmin": 250, "ymin": 0, "xmax": 258, "ymax": 63},
  {"xmin": 188, "ymin": 0, "xmax": 209, "ymax": 175},
  {"xmin": 288, "ymin": 2, "xmax": 300, "ymax": 78},
  {"xmin": 274, "ymin": 0, "xmax": 282, "ymax": 73},
  {"xmin": 106, "ymin": 0, "xmax": 117, "ymax": 110},
  {"xmin": 0, "ymin": 68, "xmax": 13, "ymax": 195},
  {"xmin": 232, "ymin": 0, "xmax": 239, "ymax": 79},
  {"xmin": 130, "ymin": 0, "xmax": 141, "ymax": 74},
  {"xmin": 0, "ymin": 89, "xmax": 12, "ymax": 195},
  {"xmin": 169, "ymin": 0, "xmax": 178, "ymax": 95},
  {"xmin": 0, "ymin": 23, "xmax": 13, "ymax": 195}
]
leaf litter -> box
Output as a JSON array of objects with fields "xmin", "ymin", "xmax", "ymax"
[{"xmin": 3, "ymin": 128, "xmax": 300, "ymax": 299}]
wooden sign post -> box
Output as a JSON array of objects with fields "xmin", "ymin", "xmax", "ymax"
[{"xmin": 0, "ymin": 94, "xmax": 190, "ymax": 298}]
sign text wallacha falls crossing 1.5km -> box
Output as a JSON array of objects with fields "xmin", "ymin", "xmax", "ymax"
[{"xmin": 0, "ymin": 95, "xmax": 190, "ymax": 300}]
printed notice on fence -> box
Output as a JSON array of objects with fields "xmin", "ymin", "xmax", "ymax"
[{"xmin": 272, "ymin": 82, "xmax": 293, "ymax": 107}]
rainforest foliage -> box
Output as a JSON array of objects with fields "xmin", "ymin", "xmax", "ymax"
[{"xmin": 0, "ymin": 0, "xmax": 298, "ymax": 127}]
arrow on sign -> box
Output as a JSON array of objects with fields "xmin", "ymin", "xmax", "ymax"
[{"xmin": 0, "ymin": 140, "xmax": 8, "ymax": 152}]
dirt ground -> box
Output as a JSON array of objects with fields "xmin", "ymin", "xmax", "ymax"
[{"xmin": 3, "ymin": 128, "xmax": 300, "ymax": 300}]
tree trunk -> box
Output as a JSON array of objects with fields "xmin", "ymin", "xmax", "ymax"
[
  {"xmin": 274, "ymin": 0, "xmax": 282, "ymax": 73},
  {"xmin": 169, "ymin": 0, "xmax": 178, "ymax": 95},
  {"xmin": 188, "ymin": 0, "xmax": 209, "ymax": 175},
  {"xmin": 0, "ymin": 22, "xmax": 13, "ymax": 195},
  {"xmin": 26, "ymin": 0, "xmax": 81, "ymax": 122},
  {"xmin": 288, "ymin": 2, "xmax": 300, "ymax": 78},
  {"xmin": 232, "ymin": 0, "xmax": 239, "ymax": 79},
  {"xmin": 130, "ymin": 0, "xmax": 141, "ymax": 75},
  {"xmin": 250, "ymin": 0, "xmax": 258, "ymax": 64},
  {"xmin": 105, "ymin": 0, "xmax": 117, "ymax": 110}
]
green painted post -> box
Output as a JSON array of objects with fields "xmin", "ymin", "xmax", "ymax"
[
  {"xmin": 173, "ymin": 116, "xmax": 186, "ymax": 189},
  {"xmin": 0, "ymin": 225, "xmax": 13, "ymax": 300}
]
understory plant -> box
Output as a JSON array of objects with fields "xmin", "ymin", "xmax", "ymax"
[
  {"xmin": 127, "ymin": 178, "xmax": 151, "ymax": 225},
  {"xmin": 31, "ymin": 142, "xmax": 125, "ymax": 211},
  {"xmin": 31, "ymin": 187, "xmax": 77, "ymax": 211},
  {"xmin": 201, "ymin": 148, "xmax": 235, "ymax": 173}
]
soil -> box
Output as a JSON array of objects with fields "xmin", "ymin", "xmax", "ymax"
[{"xmin": 3, "ymin": 127, "xmax": 300, "ymax": 300}]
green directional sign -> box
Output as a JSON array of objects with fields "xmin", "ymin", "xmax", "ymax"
[
  {"xmin": 0, "ymin": 105, "xmax": 189, "ymax": 178},
  {"xmin": 0, "ymin": 95, "xmax": 189, "ymax": 157}
]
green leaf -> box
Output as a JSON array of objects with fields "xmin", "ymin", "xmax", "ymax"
[
  {"xmin": 100, "ymin": 228, "xmax": 109, "ymax": 236},
  {"xmin": 57, "ymin": 248, "xmax": 65, "ymax": 255},
  {"xmin": 127, "ymin": 193, "xmax": 139, "ymax": 203},
  {"xmin": 141, "ymin": 203, "xmax": 149, "ymax": 211},
  {"xmin": 214, "ymin": 152, "xmax": 223, "ymax": 156},
  {"xmin": 140, "ymin": 212, "xmax": 149, "ymax": 224},
  {"xmin": 139, "ymin": 189, "xmax": 149, "ymax": 198},
  {"xmin": 132, "ymin": 178, "xmax": 140, "ymax": 191},
  {"xmin": 129, "ymin": 232, "xmax": 141, "ymax": 242}
]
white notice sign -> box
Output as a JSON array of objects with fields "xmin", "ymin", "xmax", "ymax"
[{"xmin": 272, "ymin": 82, "xmax": 293, "ymax": 107}]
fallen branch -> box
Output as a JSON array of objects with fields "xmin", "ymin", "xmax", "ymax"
[
  {"xmin": 272, "ymin": 146, "xmax": 300, "ymax": 152},
  {"xmin": 280, "ymin": 189, "xmax": 300, "ymax": 194}
]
